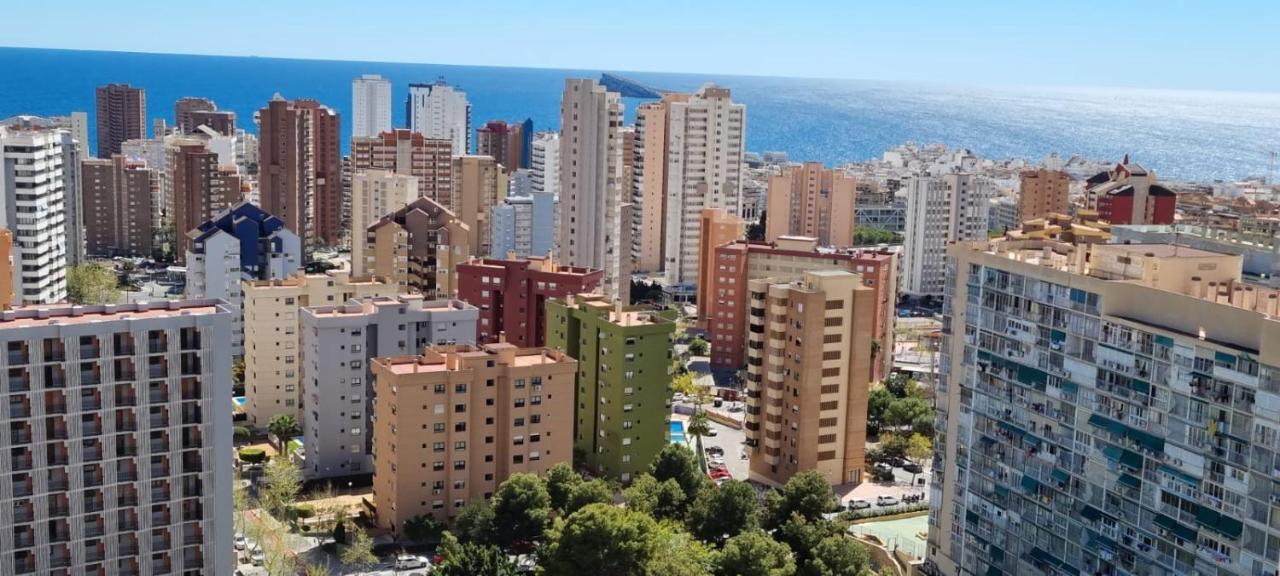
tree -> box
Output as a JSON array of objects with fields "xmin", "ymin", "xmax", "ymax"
[
  {"xmin": 544, "ymin": 462, "xmax": 583, "ymax": 514},
  {"xmin": 884, "ymin": 397, "xmax": 931, "ymax": 431},
  {"xmin": 339, "ymin": 525, "xmax": 377, "ymax": 569},
  {"xmin": 540, "ymin": 503, "xmax": 660, "ymax": 575},
  {"xmin": 688, "ymin": 337, "xmax": 710, "ymax": 356},
  {"xmin": 715, "ymin": 531, "xmax": 796, "ymax": 576},
  {"xmin": 774, "ymin": 516, "xmax": 846, "ymax": 574},
  {"xmin": 455, "ymin": 499, "xmax": 497, "ymax": 545},
  {"xmin": 67, "ymin": 263, "xmax": 120, "ymax": 305},
  {"xmin": 565, "ymin": 479, "xmax": 613, "ymax": 516},
  {"xmin": 233, "ymin": 426, "xmax": 252, "ymax": 443},
  {"xmin": 883, "ymin": 373, "xmax": 914, "ymax": 398},
  {"xmin": 650, "ymin": 443, "xmax": 705, "ymax": 502},
  {"xmin": 687, "ymin": 480, "xmax": 760, "ymax": 545},
  {"xmin": 492, "ymin": 473, "xmax": 552, "ymax": 549},
  {"xmin": 435, "ymin": 541, "xmax": 519, "ymax": 576},
  {"xmin": 906, "ymin": 433, "xmax": 933, "ymax": 484},
  {"xmin": 866, "ymin": 387, "xmax": 895, "ymax": 435},
  {"xmin": 852, "ymin": 226, "xmax": 902, "ymax": 246},
  {"xmin": 301, "ymin": 562, "xmax": 332, "ymax": 576},
  {"xmin": 267, "ymin": 414, "xmax": 300, "ymax": 450},
  {"xmin": 878, "ymin": 432, "xmax": 908, "ymax": 461},
  {"xmin": 261, "ymin": 456, "xmax": 302, "ymax": 519},
  {"xmin": 765, "ymin": 471, "xmax": 835, "ymax": 528},
  {"xmin": 623, "ymin": 474, "xmax": 688, "ymax": 522},
  {"xmin": 912, "ymin": 413, "xmax": 935, "ymax": 437},
  {"xmin": 801, "ymin": 535, "xmax": 872, "ymax": 576},
  {"xmin": 232, "ymin": 358, "xmax": 246, "ymax": 386},
  {"xmin": 332, "ymin": 519, "xmax": 347, "ymax": 545},
  {"xmin": 646, "ymin": 523, "xmax": 716, "ymax": 576},
  {"xmin": 746, "ymin": 211, "xmax": 767, "ymax": 242},
  {"xmin": 404, "ymin": 514, "xmax": 442, "ymax": 545}
]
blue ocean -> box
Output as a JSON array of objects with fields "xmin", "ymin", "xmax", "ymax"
[{"xmin": 3, "ymin": 47, "xmax": 1278, "ymax": 182}]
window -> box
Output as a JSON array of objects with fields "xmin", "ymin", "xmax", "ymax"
[
  {"xmin": 530, "ymin": 433, "xmax": 541, "ymax": 443},
  {"xmin": 513, "ymin": 455, "xmax": 524, "ymax": 464},
  {"xmin": 454, "ymin": 404, "xmax": 466, "ymax": 413},
  {"xmin": 455, "ymin": 383, "xmax": 467, "ymax": 393},
  {"xmin": 433, "ymin": 442, "xmax": 445, "ymax": 452},
  {"xmin": 531, "ymin": 395, "xmax": 542, "ymax": 405},
  {"xmin": 622, "ymin": 437, "xmax": 632, "ymax": 446},
  {"xmin": 454, "ymin": 441, "xmax": 466, "ymax": 450},
  {"xmin": 433, "ymin": 423, "xmax": 446, "ymax": 433},
  {"xmin": 432, "ymin": 461, "xmax": 445, "ymax": 471},
  {"xmin": 515, "ymin": 379, "xmax": 526, "ymax": 389},
  {"xmin": 529, "ymin": 451, "xmax": 540, "ymax": 461},
  {"xmin": 453, "ymin": 460, "xmax": 466, "ymax": 470},
  {"xmin": 514, "ymin": 399, "xmax": 526, "ymax": 408},
  {"xmin": 514, "ymin": 417, "xmax": 525, "ymax": 427},
  {"xmin": 531, "ymin": 414, "xmax": 541, "ymax": 424},
  {"xmin": 434, "ymin": 384, "xmax": 446, "ymax": 394},
  {"xmin": 514, "ymin": 436, "xmax": 525, "ymax": 446},
  {"xmin": 454, "ymin": 422, "xmax": 466, "ymax": 432}
]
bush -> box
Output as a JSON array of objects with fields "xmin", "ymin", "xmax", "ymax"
[
  {"xmin": 233, "ymin": 426, "xmax": 252, "ymax": 442},
  {"xmin": 293, "ymin": 505, "xmax": 317, "ymax": 519},
  {"xmin": 238, "ymin": 447, "xmax": 267, "ymax": 464}
]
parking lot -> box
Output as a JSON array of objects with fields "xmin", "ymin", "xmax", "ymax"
[{"xmin": 670, "ymin": 407, "xmax": 750, "ymax": 482}]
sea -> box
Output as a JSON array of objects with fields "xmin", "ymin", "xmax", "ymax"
[{"xmin": 3, "ymin": 47, "xmax": 1279, "ymax": 183}]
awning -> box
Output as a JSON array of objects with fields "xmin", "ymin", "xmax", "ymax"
[
  {"xmin": 1215, "ymin": 351, "xmax": 1236, "ymax": 366},
  {"xmin": 1118, "ymin": 473, "xmax": 1141, "ymax": 489},
  {"xmin": 994, "ymin": 483, "xmax": 1010, "ymax": 497},
  {"xmin": 1080, "ymin": 505, "xmax": 1102, "ymax": 522},
  {"xmin": 998, "ymin": 420, "xmax": 1027, "ymax": 438},
  {"xmin": 1087, "ymin": 414, "xmax": 1109, "ymax": 429},
  {"xmin": 1102, "ymin": 444, "xmax": 1123, "ymax": 462},
  {"xmin": 1120, "ymin": 449, "xmax": 1143, "ymax": 470},
  {"xmin": 1061, "ymin": 380, "xmax": 1078, "ymax": 394},
  {"xmin": 1021, "ymin": 475, "xmax": 1041, "ymax": 494},
  {"xmin": 1160, "ymin": 465, "xmax": 1201, "ymax": 486},
  {"xmin": 1197, "ymin": 506, "xmax": 1245, "ymax": 540},
  {"xmin": 1130, "ymin": 379, "xmax": 1152, "ymax": 395},
  {"xmin": 1155, "ymin": 335, "xmax": 1174, "ymax": 348},
  {"xmin": 1131, "ymin": 429, "xmax": 1165, "ymax": 453},
  {"xmin": 1155, "ymin": 514, "xmax": 1197, "ymax": 542},
  {"xmin": 1052, "ymin": 469, "xmax": 1071, "ymax": 484}
]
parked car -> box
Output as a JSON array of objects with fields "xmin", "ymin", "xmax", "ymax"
[
  {"xmin": 249, "ymin": 546, "xmax": 265, "ymax": 566},
  {"xmin": 672, "ymin": 393, "xmax": 687, "ymax": 403},
  {"xmin": 849, "ymin": 499, "xmax": 872, "ymax": 510},
  {"xmin": 234, "ymin": 533, "xmax": 248, "ymax": 551},
  {"xmin": 903, "ymin": 462, "xmax": 923, "ymax": 474},
  {"xmin": 709, "ymin": 468, "xmax": 732, "ymax": 480},
  {"xmin": 705, "ymin": 446, "xmax": 725, "ymax": 456},
  {"xmin": 876, "ymin": 495, "xmax": 900, "ymax": 507},
  {"xmin": 705, "ymin": 428, "xmax": 719, "ymax": 437},
  {"xmin": 395, "ymin": 555, "xmax": 430, "ymax": 570}
]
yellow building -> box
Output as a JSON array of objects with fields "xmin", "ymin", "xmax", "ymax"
[{"xmin": 451, "ymin": 155, "xmax": 507, "ymax": 257}]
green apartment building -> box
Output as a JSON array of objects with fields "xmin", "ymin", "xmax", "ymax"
[{"xmin": 546, "ymin": 294, "xmax": 677, "ymax": 481}]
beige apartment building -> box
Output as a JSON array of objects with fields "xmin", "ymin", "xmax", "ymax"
[
  {"xmin": 242, "ymin": 271, "xmax": 396, "ymax": 428},
  {"xmin": 1018, "ymin": 168, "xmax": 1071, "ymax": 223},
  {"xmin": 351, "ymin": 169, "xmax": 419, "ymax": 275},
  {"xmin": 451, "ymin": 155, "xmax": 508, "ymax": 257},
  {"xmin": 765, "ymin": 162, "xmax": 857, "ymax": 247},
  {"xmin": 372, "ymin": 343, "xmax": 577, "ymax": 529},
  {"xmin": 631, "ymin": 94, "xmax": 689, "ymax": 274},
  {"xmin": 366, "ymin": 197, "xmax": 472, "ymax": 298},
  {"xmin": 351, "ymin": 129, "xmax": 453, "ymax": 205},
  {"xmin": 745, "ymin": 270, "xmax": 874, "ymax": 488}
]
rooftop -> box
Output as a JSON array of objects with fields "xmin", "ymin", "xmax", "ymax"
[
  {"xmin": 305, "ymin": 295, "xmax": 475, "ymax": 318},
  {"xmin": 0, "ymin": 300, "xmax": 226, "ymax": 328},
  {"xmin": 374, "ymin": 343, "xmax": 573, "ymax": 375}
]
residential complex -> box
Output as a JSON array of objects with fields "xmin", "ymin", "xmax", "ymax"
[
  {"xmin": 476, "ymin": 119, "xmax": 532, "ymax": 171},
  {"xmin": 302, "ymin": 295, "xmax": 479, "ymax": 480},
  {"xmin": 187, "ymin": 110, "xmax": 236, "ymax": 137},
  {"xmin": 372, "ymin": 343, "xmax": 576, "ymax": 526},
  {"xmin": 1017, "ymin": 168, "xmax": 1070, "ymax": 223},
  {"xmin": 631, "ymin": 98, "xmax": 679, "ymax": 273},
  {"xmin": 902, "ymin": 173, "xmax": 992, "ymax": 298},
  {"xmin": 530, "ymin": 131, "xmax": 560, "ymax": 198},
  {"xmin": 351, "ymin": 74, "xmax": 392, "ymax": 139},
  {"xmin": 456, "ymin": 256, "xmax": 603, "ymax": 347},
  {"xmin": 0, "ymin": 299, "xmax": 235, "ymax": 575},
  {"xmin": 95, "ymin": 83, "xmax": 145, "ymax": 157},
  {"xmin": 365, "ymin": 197, "xmax": 470, "ymax": 298},
  {"xmin": 705, "ymin": 236, "xmax": 897, "ymax": 380},
  {"xmin": 0, "ymin": 124, "xmax": 78, "ymax": 304},
  {"xmin": 173, "ymin": 97, "xmax": 216, "ymax": 134},
  {"xmin": 451, "ymin": 155, "xmax": 508, "ymax": 257},
  {"xmin": 765, "ymin": 162, "xmax": 857, "ymax": 247},
  {"xmin": 257, "ymin": 96, "xmax": 342, "ymax": 246},
  {"xmin": 350, "ymin": 169, "xmax": 419, "ymax": 276},
  {"xmin": 694, "ymin": 208, "xmax": 746, "ymax": 320},
  {"xmin": 1088, "ymin": 158, "xmax": 1177, "ymax": 226},
  {"xmin": 81, "ymin": 155, "xmax": 157, "ymax": 257},
  {"xmin": 241, "ymin": 271, "xmax": 396, "ymax": 429},
  {"xmin": 490, "ymin": 190, "xmax": 556, "ymax": 259},
  {"xmin": 169, "ymin": 138, "xmax": 242, "ymax": 259},
  {"xmin": 546, "ymin": 294, "xmax": 676, "ymax": 481},
  {"xmin": 350, "ymin": 129, "xmax": 453, "ymax": 205},
  {"xmin": 744, "ymin": 270, "xmax": 875, "ymax": 487},
  {"xmin": 407, "ymin": 80, "xmax": 471, "ymax": 155}
]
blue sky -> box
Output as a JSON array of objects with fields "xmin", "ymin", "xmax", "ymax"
[{"xmin": 5, "ymin": 0, "xmax": 1277, "ymax": 91}]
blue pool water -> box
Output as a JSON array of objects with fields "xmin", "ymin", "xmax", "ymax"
[
  {"xmin": 669, "ymin": 421, "xmax": 686, "ymax": 443},
  {"xmin": 232, "ymin": 396, "xmax": 246, "ymax": 407}
]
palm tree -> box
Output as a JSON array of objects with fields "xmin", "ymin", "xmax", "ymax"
[
  {"xmin": 686, "ymin": 411, "xmax": 712, "ymax": 473},
  {"xmin": 267, "ymin": 414, "xmax": 300, "ymax": 452}
]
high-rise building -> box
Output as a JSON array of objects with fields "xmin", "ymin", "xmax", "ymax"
[
  {"xmin": 631, "ymin": 97, "xmax": 684, "ymax": 273},
  {"xmin": 0, "ymin": 113, "xmax": 89, "ymax": 156},
  {"xmin": 372, "ymin": 342, "xmax": 576, "ymax": 526},
  {"xmin": 765, "ymin": 162, "xmax": 857, "ymax": 247},
  {"xmin": 476, "ymin": 119, "xmax": 533, "ymax": 171},
  {"xmin": 694, "ymin": 208, "xmax": 746, "ymax": 317},
  {"xmin": 302, "ymin": 295, "xmax": 478, "ymax": 480},
  {"xmin": 530, "ymin": 131, "xmax": 560, "ymax": 198},
  {"xmin": 0, "ymin": 299, "xmax": 236, "ymax": 575},
  {"xmin": 1017, "ymin": 168, "xmax": 1071, "ymax": 223},
  {"xmin": 744, "ymin": 270, "xmax": 874, "ymax": 487},
  {"xmin": 242, "ymin": 271, "xmax": 397, "ymax": 430},
  {"xmin": 365, "ymin": 197, "xmax": 470, "ymax": 298},
  {"xmin": 901, "ymin": 173, "xmax": 991, "ymax": 298},
  {"xmin": 185, "ymin": 202, "xmax": 302, "ymax": 355},
  {"xmin": 257, "ymin": 96, "xmax": 342, "ymax": 246},
  {"xmin": 350, "ymin": 169, "xmax": 419, "ymax": 276},
  {"xmin": 663, "ymin": 85, "xmax": 746, "ymax": 286},
  {"xmin": 457, "ymin": 256, "xmax": 603, "ymax": 347},
  {"xmin": 82, "ymin": 155, "xmax": 156, "ymax": 257},
  {"xmin": 169, "ymin": 139, "xmax": 242, "ymax": 260},
  {"xmin": 173, "ymin": 97, "xmax": 217, "ymax": 134},
  {"xmin": 0, "ymin": 229, "xmax": 13, "ymax": 308},
  {"xmin": 1087, "ymin": 157, "xmax": 1177, "ymax": 226},
  {"xmin": 0, "ymin": 125, "xmax": 76, "ymax": 303},
  {"xmin": 188, "ymin": 110, "xmax": 237, "ymax": 137},
  {"xmin": 352, "ymin": 74, "xmax": 393, "ymax": 139},
  {"xmin": 558, "ymin": 79, "xmax": 629, "ymax": 303},
  {"xmin": 406, "ymin": 80, "xmax": 471, "ymax": 155},
  {"xmin": 490, "ymin": 191, "xmax": 556, "ymax": 259},
  {"xmin": 350, "ymin": 129, "xmax": 453, "ymax": 204},
  {"xmin": 546, "ymin": 294, "xmax": 676, "ymax": 481},
  {"xmin": 451, "ymin": 155, "xmax": 508, "ymax": 257},
  {"xmin": 929, "ymin": 238, "xmax": 1280, "ymax": 576},
  {"xmin": 95, "ymin": 83, "xmax": 146, "ymax": 157}
]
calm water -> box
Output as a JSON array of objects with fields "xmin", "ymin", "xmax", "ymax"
[{"xmin": 3, "ymin": 47, "xmax": 1279, "ymax": 182}]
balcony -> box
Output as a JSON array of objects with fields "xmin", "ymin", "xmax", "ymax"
[
  {"xmin": 149, "ymin": 409, "xmax": 169, "ymax": 429},
  {"xmin": 85, "ymin": 517, "xmax": 106, "ymax": 538},
  {"xmin": 149, "ymin": 385, "xmax": 169, "ymax": 404},
  {"xmin": 82, "ymin": 417, "xmax": 103, "ymax": 438},
  {"xmin": 150, "ymin": 507, "xmax": 171, "ymax": 526},
  {"xmin": 151, "ymin": 460, "xmax": 170, "ymax": 478},
  {"xmin": 13, "ymin": 528, "xmax": 34, "ymax": 548},
  {"xmin": 151, "ymin": 433, "xmax": 169, "ymax": 453},
  {"xmin": 80, "ymin": 391, "xmax": 102, "ymax": 411},
  {"xmin": 8, "ymin": 343, "xmax": 30, "ymax": 365},
  {"xmin": 180, "ymin": 378, "xmax": 201, "ymax": 401},
  {"xmin": 43, "ymin": 340, "xmax": 66, "ymax": 362},
  {"xmin": 115, "ymin": 438, "xmax": 138, "ymax": 458},
  {"xmin": 147, "ymin": 358, "xmax": 168, "ymax": 379},
  {"xmin": 113, "ymin": 334, "xmax": 135, "ymax": 357},
  {"xmin": 183, "ymin": 547, "xmax": 204, "ymax": 569},
  {"xmin": 118, "ymin": 493, "xmax": 139, "ymax": 509},
  {"xmin": 12, "ymin": 450, "xmax": 33, "ymax": 471},
  {"xmin": 9, "ymin": 368, "xmax": 30, "ymax": 392},
  {"xmin": 46, "ymin": 418, "xmax": 69, "ymax": 440},
  {"xmin": 13, "ymin": 476, "xmax": 33, "ymax": 496},
  {"xmin": 10, "ymin": 423, "xmax": 32, "ymax": 444},
  {"xmin": 180, "ymin": 353, "xmax": 201, "ymax": 376},
  {"xmin": 84, "ymin": 495, "xmax": 104, "ymax": 514},
  {"xmin": 182, "ymin": 523, "xmax": 203, "ymax": 546},
  {"xmin": 147, "ymin": 333, "xmax": 168, "ymax": 355},
  {"xmin": 151, "ymin": 482, "xmax": 171, "ymax": 502},
  {"xmin": 43, "ymin": 364, "xmax": 66, "ymax": 388},
  {"xmin": 9, "ymin": 397, "xmax": 30, "ymax": 419},
  {"xmin": 114, "ymin": 383, "xmax": 136, "ymax": 406},
  {"xmin": 114, "ymin": 360, "xmax": 136, "ymax": 382}
]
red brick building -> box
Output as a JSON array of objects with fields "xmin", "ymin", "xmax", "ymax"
[
  {"xmin": 1087, "ymin": 157, "xmax": 1176, "ymax": 226},
  {"xmin": 456, "ymin": 256, "xmax": 603, "ymax": 347},
  {"xmin": 706, "ymin": 237, "xmax": 897, "ymax": 380}
]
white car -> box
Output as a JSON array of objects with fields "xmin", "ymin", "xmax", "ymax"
[
  {"xmin": 849, "ymin": 499, "xmax": 872, "ymax": 510},
  {"xmin": 672, "ymin": 393, "xmax": 686, "ymax": 403},
  {"xmin": 876, "ymin": 495, "xmax": 900, "ymax": 507},
  {"xmin": 249, "ymin": 546, "xmax": 265, "ymax": 566},
  {"xmin": 395, "ymin": 555, "xmax": 429, "ymax": 570}
]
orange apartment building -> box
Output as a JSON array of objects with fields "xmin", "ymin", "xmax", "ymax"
[{"xmin": 765, "ymin": 162, "xmax": 857, "ymax": 247}]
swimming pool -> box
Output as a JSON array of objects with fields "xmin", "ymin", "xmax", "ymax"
[
  {"xmin": 669, "ymin": 421, "xmax": 686, "ymax": 443},
  {"xmin": 232, "ymin": 396, "xmax": 246, "ymax": 407}
]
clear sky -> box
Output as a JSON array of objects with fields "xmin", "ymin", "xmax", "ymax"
[{"xmin": 6, "ymin": 0, "xmax": 1278, "ymax": 92}]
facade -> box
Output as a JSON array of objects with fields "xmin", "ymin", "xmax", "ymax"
[
  {"xmin": 350, "ymin": 169, "xmax": 419, "ymax": 276},
  {"xmin": 173, "ymin": 97, "xmax": 216, "ymax": 134},
  {"xmin": 350, "ymin": 129, "xmax": 453, "ymax": 205},
  {"xmin": 372, "ymin": 343, "xmax": 576, "ymax": 527},
  {"xmin": 187, "ymin": 111, "xmax": 236, "ymax": 137},
  {"xmin": 257, "ymin": 96, "xmax": 343, "ymax": 246},
  {"xmin": 476, "ymin": 119, "xmax": 532, "ymax": 170},
  {"xmin": 490, "ymin": 191, "xmax": 556, "ymax": 259},
  {"xmin": 95, "ymin": 83, "xmax": 145, "ymax": 158},
  {"xmin": 546, "ymin": 294, "xmax": 676, "ymax": 481},
  {"xmin": 765, "ymin": 163, "xmax": 857, "ymax": 247},
  {"xmin": 0, "ymin": 299, "xmax": 235, "ymax": 575},
  {"xmin": 81, "ymin": 155, "xmax": 156, "ymax": 257},
  {"xmin": 1088, "ymin": 158, "xmax": 1177, "ymax": 226},
  {"xmin": 902, "ymin": 173, "xmax": 991, "ymax": 298},
  {"xmin": 744, "ymin": 270, "xmax": 874, "ymax": 487},
  {"xmin": 854, "ymin": 195, "xmax": 907, "ymax": 234},
  {"xmin": 988, "ymin": 195, "xmax": 1021, "ymax": 234},
  {"xmin": 0, "ymin": 229, "xmax": 12, "ymax": 308},
  {"xmin": 185, "ymin": 202, "xmax": 302, "ymax": 355},
  {"xmin": 663, "ymin": 85, "xmax": 746, "ymax": 285},
  {"xmin": 302, "ymin": 295, "xmax": 478, "ymax": 480},
  {"xmin": 451, "ymin": 155, "xmax": 508, "ymax": 257},
  {"xmin": 558, "ymin": 79, "xmax": 629, "ymax": 302},
  {"xmin": 242, "ymin": 271, "xmax": 397, "ymax": 430},
  {"xmin": 632, "ymin": 98, "xmax": 681, "ymax": 273},
  {"xmin": 530, "ymin": 131, "xmax": 560, "ymax": 198},
  {"xmin": 929, "ymin": 239, "xmax": 1280, "ymax": 576},
  {"xmin": 406, "ymin": 80, "xmax": 471, "ymax": 155},
  {"xmin": 456, "ymin": 256, "xmax": 603, "ymax": 347},
  {"xmin": 365, "ymin": 197, "xmax": 471, "ymax": 298},
  {"xmin": 351, "ymin": 74, "xmax": 392, "ymax": 139},
  {"xmin": 694, "ymin": 208, "xmax": 746, "ymax": 318},
  {"xmin": 706, "ymin": 237, "xmax": 897, "ymax": 380},
  {"xmin": 1018, "ymin": 168, "xmax": 1071, "ymax": 223},
  {"xmin": 0, "ymin": 125, "xmax": 77, "ymax": 304},
  {"xmin": 169, "ymin": 138, "xmax": 242, "ymax": 260}
]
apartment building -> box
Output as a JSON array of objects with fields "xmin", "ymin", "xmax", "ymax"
[
  {"xmin": 451, "ymin": 155, "xmax": 508, "ymax": 257},
  {"xmin": 546, "ymin": 294, "xmax": 676, "ymax": 481},
  {"xmin": 351, "ymin": 74, "xmax": 392, "ymax": 139},
  {"xmin": 694, "ymin": 208, "xmax": 746, "ymax": 323},
  {"xmin": 765, "ymin": 162, "xmax": 857, "ymax": 247},
  {"xmin": 365, "ymin": 197, "xmax": 470, "ymax": 298},
  {"xmin": 81, "ymin": 155, "xmax": 156, "ymax": 257},
  {"xmin": 242, "ymin": 271, "xmax": 396, "ymax": 429},
  {"xmin": 706, "ymin": 237, "xmax": 897, "ymax": 380},
  {"xmin": 475, "ymin": 119, "xmax": 532, "ymax": 171},
  {"xmin": 169, "ymin": 138, "xmax": 242, "ymax": 260},
  {"xmin": 928, "ymin": 239, "xmax": 1280, "ymax": 576},
  {"xmin": 1018, "ymin": 168, "xmax": 1071, "ymax": 223},
  {"xmin": 489, "ymin": 191, "xmax": 556, "ymax": 259},
  {"xmin": 350, "ymin": 169, "xmax": 419, "ymax": 276},
  {"xmin": 173, "ymin": 97, "xmax": 215, "ymax": 134},
  {"xmin": 0, "ymin": 229, "xmax": 13, "ymax": 308},
  {"xmin": 456, "ymin": 256, "xmax": 603, "ymax": 347},
  {"xmin": 530, "ymin": 131, "xmax": 559, "ymax": 198},
  {"xmin": 407, "ymin": 80, "xmax": 471, "ymax": 155},
  {"xmin": 1087, "ymin": 158, "xmax": 1177, "ymax": 226},
  {"xmin": 902, "ymin": 173, "xmax": 991, "ymax": 298},
  {"xmin": 630, "ymin": 95, "xmax": 686, "ymax": 274},
  {"xmin": 0, "ymin": 125, "xmax": 78, "ymax": 304},
  {"xmin": 350, "ymin": 129, "xmax": 453, "ymax": 205},
  {"xmin": 744, "ymin": 270, "xmax": 874, "ymax": 488},
  {"xmin": 0, "ymin": 299, "xmax": 234, "ymax": 575},
  {"xmin": 257, "ymin": 96, "xmax": 342, "ymax": 246},
  {"xmin": 371, "ymin": 343, "xmax": 576, "ymax": 527},
  {"xmin": 95, "ymin": 83, "xmax": 145, "ymax": 158}
]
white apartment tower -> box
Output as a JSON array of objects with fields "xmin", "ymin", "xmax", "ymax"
[
  {"xmin": 901, "ymin": 173, "xmax": 991, "ymax": 298},
  {"xmin": 558, "ymin": 79, "xmax": 629, "ymax": 302},
  {"xmin": 352, "ymin": 74, "xmax": 392, "ymax": 139},
  {"xmin": 0, "ymin": 125, "xmax": 78, "ymax": 304},
  {"xmin": 530, "ymin": 131, "xmax": 560, "ymax": 198},
  {"xmin": 662, "ymin": 84, "xmax": 746, "ymax": 285},
  {"xmin": 407, "ymin": 80, "xmax": 471, "ymax": 155}
]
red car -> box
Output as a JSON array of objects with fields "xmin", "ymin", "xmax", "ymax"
[{"xmin": 709, "ymin": 468, "xmax": 731, "ymax": 480}]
